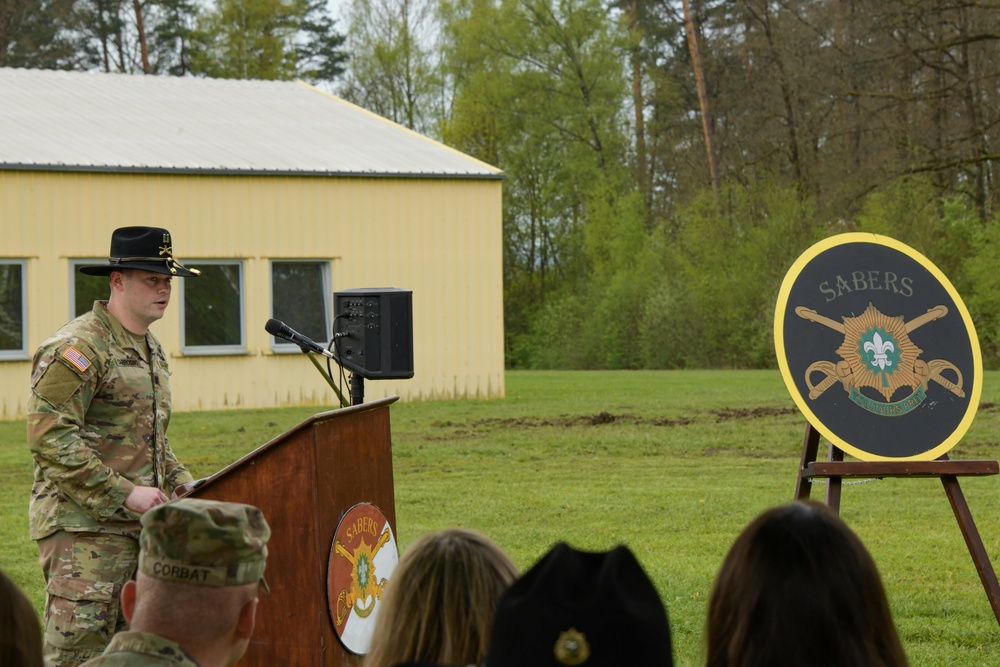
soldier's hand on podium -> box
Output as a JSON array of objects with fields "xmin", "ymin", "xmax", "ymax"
[{"xmin": 125, "ymin": 486, "xmax": 169, "ymax": 514}]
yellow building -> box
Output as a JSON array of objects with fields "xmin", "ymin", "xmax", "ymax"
[{"xmin": 0, "ymin": 68, "xmax": 505, "ymax": 418}]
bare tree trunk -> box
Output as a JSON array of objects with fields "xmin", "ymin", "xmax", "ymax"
[
  {"xmin": 132, "ymin": 0, "xmax": 150, "ymax": 74},
  {"xmin": 628, "ymin": 0, "xmax": 649, "ymax": 219},
  {"xmin": 833, "ymin": 0, "xmax": 860, "ymax": 172},
  {"xmin": 114, "ymin": 18, "xmax": 126, "ymax": 71},
  {"xmin": 956, "ymin": 5, "xmax": 987, "ymax": 217},
  {"xmin": 96, "ymin": 0, "xmax": 111, "ymax": 72},
  {"xmin": 751, "ymin": 1, "xmax": 804, "ymax": 189},
  {"xmin": 682, "ymin": 0, "xmax": 719, "ymax": 202}
]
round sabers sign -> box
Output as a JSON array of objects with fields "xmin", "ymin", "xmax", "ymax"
[
  {"xmin": 775, "ymin": 233, "xmax": 982, "ymax": 461},
  {"xmin": 327, "ymin": 503, "xmax": 398, "ymax": 654}
]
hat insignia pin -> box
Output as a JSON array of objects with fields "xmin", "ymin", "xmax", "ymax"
[
  {"xmin": 158, "ymin": 238, "xmax": 201, "ymax": 276},
  {"xmin": 553, "ymin": 627, "xmax": 590, "ymax": 666}
]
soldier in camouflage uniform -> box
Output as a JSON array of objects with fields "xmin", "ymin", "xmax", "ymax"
[
  {"xmin": 80, "ymin": 498, "xmax": 271, "ymax": 667},
  {"xmin": 28, "ymin": 227, "xmax": 200, "ymax": 667}
]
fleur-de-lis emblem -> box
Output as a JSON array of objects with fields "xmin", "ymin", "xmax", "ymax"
[
  {"xmin": 863, "ymin": 331, "xmax": 894, "ymax": 371},
  {"xmin": 857, "ymin": 326, "xmax": 901, "ymax": 388}
]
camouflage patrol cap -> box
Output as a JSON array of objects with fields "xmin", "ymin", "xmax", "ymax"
[{"xmin": 139, "ymin": 498, "xmax": 270, "ymax": 589}]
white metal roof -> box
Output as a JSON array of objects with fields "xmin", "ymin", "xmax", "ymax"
[{"xmin": 0, "ymin": 68, "xmax": 502, "ymax": 178}]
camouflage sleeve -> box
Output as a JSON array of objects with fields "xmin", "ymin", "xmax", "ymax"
[
  {"xmin": 162, "ymin": 440, "xmax": 194, "ymax": 495},
  {"xmin": 27, "ymin": 344, "xmax": 134, "ymax": 520}
]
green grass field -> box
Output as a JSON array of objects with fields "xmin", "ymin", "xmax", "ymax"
[{"xmin": 3, "ymin": 370, "xmax": 1000, "ymax": 665}]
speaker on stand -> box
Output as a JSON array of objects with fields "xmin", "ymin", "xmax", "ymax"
[{"xmin": 333, "ymin": 288, "xmax": 414, "ymax": 404}]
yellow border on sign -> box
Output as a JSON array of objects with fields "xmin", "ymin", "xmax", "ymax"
[{"xmin": 774, "ymin": 232, "xmax": 983, "ymax": 461}]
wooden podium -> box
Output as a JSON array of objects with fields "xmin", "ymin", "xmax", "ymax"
[{"xmin": 185, "ymin": 396, "xmax": 398, "ymax": 666}]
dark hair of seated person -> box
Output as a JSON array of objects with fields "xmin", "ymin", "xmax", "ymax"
[
  {"xmin": 0, "ymin": 568, "xmax": 44, "ymax": 667},
  {"xmin": 705, "ymin": 501, "xmax": 909, "ymax": 667}
]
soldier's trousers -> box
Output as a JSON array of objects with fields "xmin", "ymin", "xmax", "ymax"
[{"xmin": 37, "ymin": 531, "xmax": 138, "ymax": 667}]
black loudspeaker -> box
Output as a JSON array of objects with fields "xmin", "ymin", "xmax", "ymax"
[{"xmin": 333, "ymin": 288, "xmax": 414, "ymax": 380}]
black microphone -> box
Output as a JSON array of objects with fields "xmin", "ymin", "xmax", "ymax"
[{"xmin": 265, "ymin": 319, "xmax": 334, "ymax": 358}]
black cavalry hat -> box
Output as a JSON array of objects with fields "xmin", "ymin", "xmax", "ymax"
[
  {"xmin": 79, "ymin": 226, "xmax": 200, "ymax": 277},
  {"xmin": 485, "ymin": 543, "xmax": 674, "ymax": 667}
]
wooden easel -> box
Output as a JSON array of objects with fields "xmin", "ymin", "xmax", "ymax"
[{"xmin": 795, "ymin": 423, "xmax": 1000, "ymax": 627}]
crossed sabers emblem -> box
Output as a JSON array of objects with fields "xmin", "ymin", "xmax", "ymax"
[
  {"xmin": 334, "ymin": 527, "xmax": 391, "ymax": 626},
  {"xmin": 157, "ymin": 238, "xmax": 201, "ymax": 276},
  {"xmin": 797, "ymin": 303, "xmax": 965, "ymax": 403}
]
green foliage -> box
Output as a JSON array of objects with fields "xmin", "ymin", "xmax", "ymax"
[
  {"xmin": 441, "ymin": 0, "xmax": 637, "ymax": 367},
  {"xmin": 49, "ymin": 0, "xmax": 203, "ymax": 74},
  {"xmin": 189, "ymin": 0, "xmax": 302, "ymax": 80},
  {"xmin": 857, "ymin": 175, "xmax": 953, "ymax": 264},
  {"xmin": 964, "ymin": 215, "xmax": 1000, "ymax": 368},
  {"xmin": 509, "ymin": 292, "xmax": 596, "ymax": 369},
  {"xmin": 295, "ymin": 0, "xmax": 348, "ymax": 83},
  {"xmin": 509, "ymin": 188, "xmax": 656, "ymax": 370},
  {"xmin": 595, "ymin": 239, "xmax": 660, "ymax": 369},
  {"xmin": 0, "ymin": 0, "xmax": 80, "ymax": 68},
  {"xmin": 11, "ymin": 0, "xmax": 1000, "ymax": 373},
  {"xmin": 853, "ymin": 175, "xmax": 1000, "ymax": 366},
  {"xmin": 516, "ymin": 178, "xmax": 823, "ymax": 370},
  {"xmin": 3, "ymin": 0, "xmax": 345, "ymax": 77},
  {"xmin": 145, "ymin": 0, "xmax": 200, "ymax": 76},
  {"xmin": 936, "ymin": 196, "xmax": 981, "ymax": 298},
  {"xmin": 640, "ymin": 181, "xmax": 821, "ymax": 369},
  {"xmin": 337, "ymin": 0, "xmax": 439, "ymax": 132},
  {"xmin": 514, "ymin": 172, "xmax": 1000, "ymax": 372}
]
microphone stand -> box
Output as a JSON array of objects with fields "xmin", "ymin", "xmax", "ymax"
[
  {"xmin": 304, "ymin": 351, "xmax": 350, "ymax": 408},
  {"xmin": 350, "ymin": 374, "xmax": 364, "ymax": 406}
]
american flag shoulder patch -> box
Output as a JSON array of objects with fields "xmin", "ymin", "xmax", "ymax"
[{"xmin": 61, "ymin": 346, "xmax": 92, "ymax": 373}]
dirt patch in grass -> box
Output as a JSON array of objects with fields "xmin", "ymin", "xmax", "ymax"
[
  {"xmin": 470, "ymin": 413, "xmax": 696, "ymax": 428},
  {"xmin": 951, "ymin": 440, "xmax": 1000, "ymax": 458},
  {"xmin": 711, "ymin": 406, "xmax": 799, "ymax": 421},
  {"xmin": 702, "ymin": 445, "xmax": 788, "ymax": 459},
  {"xmin": 422, "ymin": 406, "xmax": 797, "ymax": 438}
]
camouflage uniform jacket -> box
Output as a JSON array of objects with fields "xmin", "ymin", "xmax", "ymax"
[
  {"xmin": 28, "ymin": 301, "xmax": 193, "ymax": 540},
  {"xmin": 80, "ymin": 630, "xmax": 201, "ymax": 666}
]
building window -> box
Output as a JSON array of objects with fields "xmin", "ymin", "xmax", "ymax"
[
  {"xmin": 270, "ymin": 260, "xmax": 331, "ymax": 352},
  {"xmin": 0, "ymin": 260, "xmax": 27, "ymax": 359},
  {"xmin": 181, "ymin": 261, "xmax": 245, "ymax": 354},
  {"xmin": 70, "ymin": 259, "xmax": 110, "ymax": 318}
]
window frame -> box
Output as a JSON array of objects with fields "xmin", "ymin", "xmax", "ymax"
[
  {"xmin": 69, "ymin": 258, "xmax": 109, "ymax": 319},
  {"xmin": 0, "ymin": 259, "xmax": 28, "ymax": 360},
  {"xmin": 268, "ymin": 259, "xmax": 333, "ymax": 355},
  {"xmin": 179, "ymin": 259, "xmax": 247, "ymax": 356}
]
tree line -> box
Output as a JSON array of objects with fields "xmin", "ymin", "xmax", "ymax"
[
  {"xmin": 5, "ymin": 0, "xmax": 1000, "ymax": 369},
  {"xmin": 0, "ymin": 0, "xmax": 346, "ymax": 79}
]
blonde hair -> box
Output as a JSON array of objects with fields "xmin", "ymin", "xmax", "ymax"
[{"xmin": 363, "ymin": 528, "xmax": 518, "ymax": 667}]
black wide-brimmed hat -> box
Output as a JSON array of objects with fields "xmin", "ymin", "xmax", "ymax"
[
  {"xmin": 79, "ymin": 226, "xmax": 199, "ymax": 277},
  {"xmin": 485, "ymin": 543, "xmax": 673, "ymax": 667}
]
